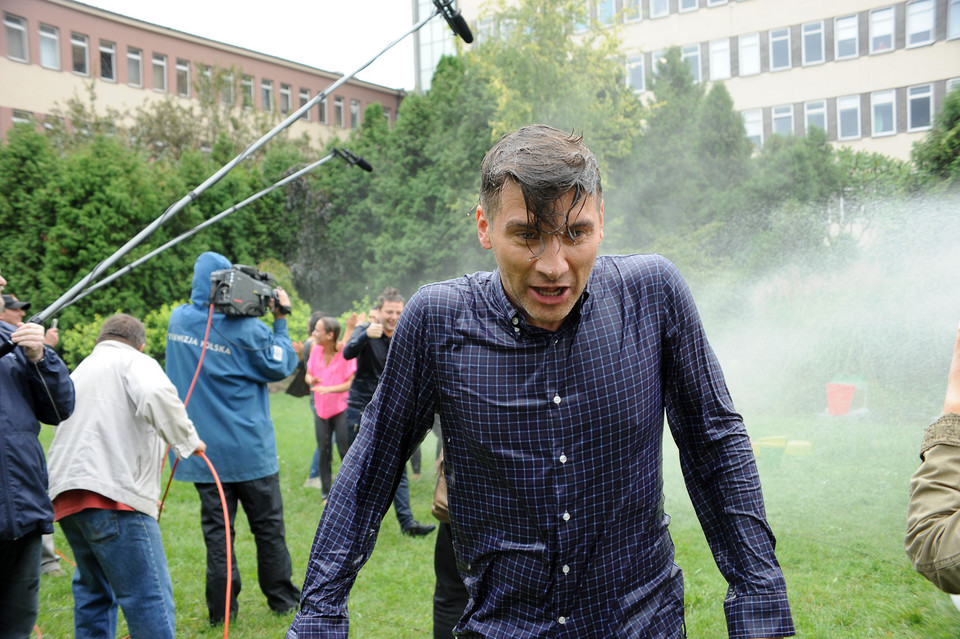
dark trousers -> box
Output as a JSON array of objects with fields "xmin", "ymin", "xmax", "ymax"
[
  {"xmin": 433, "ymin": 523, "xmax": 469, "ymax": 638},
  {"xmin": 314, "ymin": 410, "xmax": 349, "ymax": 498},
  {"xmin": 195, "ymin": 473, "xmax": 300, "ymax": 623},
  {"xmin": 0, "ymin": 529, "xmax": 42, "ymax": 639}
]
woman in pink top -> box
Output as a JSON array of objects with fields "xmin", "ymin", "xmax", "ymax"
[{"xmin": 304, "ymin": 316, "xmax": 356, "ymax": 500}]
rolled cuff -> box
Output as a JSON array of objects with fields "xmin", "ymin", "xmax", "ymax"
[
  {"xmin": 285, "ymin": 612, "xmax": 348, "ymax": 639},
  {"xmin": 724, "ymin": 590, "xmax": 796, "ymax": 639},
  {"xmin": 920, "ymin": 414, "xmax": 960, "ymax": 460}
]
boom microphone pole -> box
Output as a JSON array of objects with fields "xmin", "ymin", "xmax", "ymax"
[{"xmin": 29, "ymin": 4, "xmax": 473, "ymax": 327}]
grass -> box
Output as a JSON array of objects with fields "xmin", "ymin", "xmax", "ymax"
[{"xmin": 36, "ymin": 393, "xmax": 960, "ymax": 637}]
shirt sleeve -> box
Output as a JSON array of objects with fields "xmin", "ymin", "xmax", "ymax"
[
  {"xmin": 128, "ymin": 355, "xmax": 202, "ymax": 460},
  {"xmin": 658, "ymin": 260, "xmax": 795, "ymax": 638},
  {"xmin": 23, "ymin": 346, "xmax": 75, "ymax": 425},
  {"xmin": 341, "ymin": 325, "xmax": 369, "ymax": 360},
  {"xmin": 242, "ymin": 317, "xmax": 298, "ymax": 382},
  {"xmin": 289, "ymin": 296, "xmax": 437, "ymax": 638},
  {"xmin": 906, "ymin": 413, "xmax": 960, "ymax": 593}
]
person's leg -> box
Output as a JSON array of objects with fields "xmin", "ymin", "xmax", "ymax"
[
  {"xmin": 433, "ymin": 523, "xmax": 469, "ymax": 638},
  {"xmin": 0, "ymin": 530, "xmax": 43, "ymax": 639},
  {"xmin": 196, "ymin": 482, "xmax": 241, "ymax": 625},
  {"xmin": 316, "ymin": 414, "xmax": 334, "ymax": 498},
  {"xmin": 410, "ymin": 445, "xmax": 422, "ymax": 478},
  {"xmin": 40, "ymin": 532, "xmax": 63, "ymax": 576},
  {"xmin": 306, "ymin": 395, "xmax": 320, "ymax": 483},
  {"xmin": 235, "ymin": 475, "xmax": 300, "ymax": 614},
  {"xmin": 394, "ymin": 468, "xmax": 414, "ymax": 529},
  {"xmin": 345, "ymin": 405, "xmax": 362, "ymax": 450},
  {"xmin": 332, "ymin": 411, "xmax": 350, "ymax": 462},
  {"xmin": 60, "ymin": 513, "xmax": 118, "ymax": 639}
]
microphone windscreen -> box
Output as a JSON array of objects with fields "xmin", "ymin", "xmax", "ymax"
[
  {"xmin": 452, "ymin": 13, "xmax": 474, "ymax": 43},
  {"xmin": 356, "ymin": 157, "xmax": 374, "ymax": 172}
]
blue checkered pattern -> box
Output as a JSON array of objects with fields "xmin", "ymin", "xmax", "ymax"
[{"xmin": 287, "ymin": 254, "xmax": 795, "ymax": 639}]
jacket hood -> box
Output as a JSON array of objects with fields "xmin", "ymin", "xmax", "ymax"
[{"xmin": 191, "ymin": 252, "xmax": 232, "ymax": 306}]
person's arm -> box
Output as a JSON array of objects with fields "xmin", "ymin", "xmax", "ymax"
[
  {"xmin": 658, "ymin": 260, "xmax": 794, "ymax": 638},
  {"xmin": 288, "ymin": 295, "xmax": 436, "ymax": 639},
  {"xmin": 311, "ymin": 373, "xmax": 354, "ymax": 395},
  {"xmin": 129, "ymin": 354, "xmax": 204, "ymax": 460},
  {"xmin": 341, "ymin": 323, "xmax": 369, "ymax": 360},
  {"xmin": 906, "ymin": 322, "xmax": 960, "ymax": 593},
  {"xmin": 12, "ymin": 323, "xmax": 75, "ymax": 424}
]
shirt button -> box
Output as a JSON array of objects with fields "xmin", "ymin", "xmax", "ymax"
[
  {"xmin": 559, "ymin": 454, "xmax": 567, "ymax": 463},
  {"xmin": 511, "ymin": 316, "xmax": 519, "ymax": 325},
  {"xmin": 562, "ymin": 511, "xmax": 570, "ymax": 521},
  {"xmin": 514, "ymin": 327, "xmax": 520, "ymax": 333},
  {"xmin": 562, "ymin": 564, "xmax": 570, "ymax": 574},
  {"xmin": 553, "ymin": 395, "xmax": 561, "ymax": 405},
  {"xmin": 558, "ymin": 616, "xmax": 567, "ymax": 624}
]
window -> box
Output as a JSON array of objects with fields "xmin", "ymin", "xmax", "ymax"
[
  {"xmin": 350, "ymin": 99, "xmax": 360, "ymax": 128},
  {"xmin": 743, "ymin": 109, "xmax": 763, "ymax": 148},
  {"xmin": 39, "ymin": 24, "xmax": 60, "ymax": 70},
  {"xmin": 261, "ymin": 80, "xmax": 274, "ymax": 111},
  {"xmin": 626, "ymin": 53, "xmax": 644, "ymax": 93},
  {"xmin": 176, "ymin": 59, "xmax": 190, "ymax": 96},
  {"xmin": 127, "ymin": 47, "xmax": 142, "ymax": 87},
  {"xmin": 769, "ymin": 28, "xmax": 791, "ymax": 71},
  {"xmin": 299, "ymin": 88, "xmax": 311, "ymax": 120},
  {"xmin": 221, "ymin": 73, "xmax": 234, "ymax": 106},
  {"xmin": 318, "ymin": 95, "xmax": 328, "ymax": 123},
  {"xmin": 772, "ymin": 105, "xmax": 794, "ymax": 136},
  {"xmin": 241, "ymin": 74, "xmax": 253, "ymax": 108},
  {"xmin": 738, "ymin": 33, "xmax": 760, "ymax": 76},
  {"xmin": 623, "ymin": 0, "xmax": 641, "ymax": 22},
  {"xmin": 12, "ymin": 109, "xmax": 32, "ymax": 124},
  {"xmin": 383, "ymin": 107, "xmax": 391, "ymax": 127},
  {"xmin": 908, "ymin": 84, "xmax": 933, "ymax": 131},
  {"xmin": 334, "ymin": 96, "xmax": 344, "ymax": 127},
  {"xmin": 804, "ymin": 100, "xmax": 826, "ymax": 132},
  {"xmin": 948, "ymin": 77, "xmax": 960, "ymax": 94},
  {"xmin": 802, "ymin": 21, "xmax": 824, "ymax": 65},
  {"xmin": 837, "ymin": 95, "xmax": 861, "ymax": 140},
  {"xmin": 835, "ymin": 15, "xmax": 859, "ymax": 59},
  {"xmin": 597, "ymin": 0, "xmax": 615, "ymax": 25},
  {"xmin": 906, "ymin": 0, "xmax": 935, "ymax": 47},
  {"xmin": 280, "ymin": 83, "xmax": 292, "ymax": 114},
  {"xmin": 4, "ymin": 13, "xmax": 27, "ymax": 62},
  {"xmin": 951, "ymin": 0, "xmax": 960, "ymax": 39},
  {"xmin": 871, "ymin": 90, "xmax": 895, "ymax": 136},
  {"xmin": 99, "ymin": 40, "xmax": 115, "ymax": 81},
  {"xmin": 152, "ymin": 53, "xmax": 166, "ymax": 91},
  {"xmin": 707, "ymin": 0, "xmax": 728, "ymax": 5},
  {"xmin": 72, "ymin": 33, "xmax": 89, "ymax": 75},
  {"xmin": 679, "ymin": 0, "xmax": 698, "ymax": 13},
  {"xmin": 870, "ymin": 7, "xmax": 895, "ymax": 53},
  {"xmin": 708, "ymin": 39, "xmax": 730, "ymax": 80},
  {"xmin": 650, "ymin": 0, "xmax": 668, "ymax": 18},
  {"xmin": 682, "ymin": 45, "xmax": 701, "ymax": 83}
]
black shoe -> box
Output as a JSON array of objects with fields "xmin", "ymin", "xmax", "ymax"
[{"xmin": 402, "ymin": 521, "xmax": 436, "ymax": 537}]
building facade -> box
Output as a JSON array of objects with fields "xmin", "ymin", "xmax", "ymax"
[
  {"xmin": 1, "ymin": 0, "xmax": 405, "ymax": 147},
  {"xmin": 457, "ymin": 0, "xmax": 960, "ymax": 160},
  {"xmin": 413, "ymin": 0, "xmax": 461, "ymax": 92}
]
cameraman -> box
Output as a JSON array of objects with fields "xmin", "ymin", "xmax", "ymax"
[{"xmin": 165, "ymin": 252, "xmax": 300, "ymax": 625}]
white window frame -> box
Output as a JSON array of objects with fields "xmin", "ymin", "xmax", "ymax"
[
  {"xmin": 623, "ymin": 0, "xmax": 641, "ymax": 23},
  {"xmin": 221, "ymin": 73, "xmax": 234, "ymax": 106},
  {"xmin": 870, "ymin": 7, "xmax": 895, "ymax": 54},
  {"xmin": 241, "ymin": 74, "xmax": 254, "ymax": 108},
  {"xmin": 837, "ymin": 95, "xmax": 861, "ymax": 140},
  {"xmin": 99, "ymin": 40, "xmax": 116, "ymax": 81},
  {"xmin": 906, "ymin": 0, "xmax": 935, "ymax": 47},
  {"xmin": 127, "ymin": 46, "xmax": 142, "ymax": 87},
  {"xmin": 708, "ymin": 39, "xmax": 730, "ymax": 81},
  {"xmin": 176, "ymin": 59, "xmax": 190, "ymax": 97},
  {"xmin": 804, "ymin": 100, "xmax": 827, "ymax": 133},
  {"xmin": 72, "ymin": 33, "xmax": 89, "ymax": 75},
  {"xmin": 907, "ymin": 84, "xmax": 933, "ymax": 131},
  {"xmin": 4, "ymin": 13, "xmax": 28, "ymax": 62},
  {"xmin": 707, "ymin": 0, "xmax": 728, "ymax": 6},
  {"xmin": 679, "ymin": 0, "xmax": 698, "ymax": 13},
  {"xmin": 280, "ymin": 83, "xmax": 292, "ymax": 115},
  {"xmin": 682, "ymin": 44, "xmax": 701, "ymax": 83},
  {"xmin": 738, "ymin": 33, "xmax": 760, "ymax": 76},
  {"xmin": 871, "ymin": 90, "xmax": 896, "ymax": 137},
  {"xmin": 950, "ymin": 0, "xmax": 960, "ymax": 39},
  {"xmin": 261, "ymin": 79, "xmax": 274, "ymax": 111},
  {"xmin": 948, "ymin": 77, "xmax": 960, "ymax": 94},
  {"xmin": 152, "ymin": 53, "xmax": 167, "ymax": 92},
  {"xmin": 743, "ymin": 109, "xmax": 763, "ymax": 148},
  {"xmin": 39, "ymin": 24, "xmax": 60, "ymax": 70},
  {"xmin": 596, "ymin": 0, "xmax": 615, "ymax": 25},
  {"xmin": 350, "ymin": 99, "xmax": 361, "ymax": 128},
  {"xmin": 650, "ymin": 0, "xmax": 669, "ymax": 19},
  {"xmin": 769, "ymin": 27, "xmax": 791, "ymax": 71},
  {"xmin": 626, "ymin": 53, "xmax": 645, "ymax": 93},
  {"xmin": 802, "ymin": 21, "xmax": 825, "ymax": 65},
  {"xmin": 12, "ymin": 109, "xmax": 32, "ymax": 124},
  {"xmin": 334, "ymin": 96, "xmax": 344, "ymax": 127},
  {"xmin": 299, "ymin": 88, "xmax": 311, "ymax": 121},
  {"xmin": 772, "ymin": 105, "xmax": 794, "ymax": 137},
  {"xmin": 835, "ymin": 15, "xmax": 859, "ymax": 60}
]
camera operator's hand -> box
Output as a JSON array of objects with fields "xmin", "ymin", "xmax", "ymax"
[
  {"xmin": 945, "ymin": 321, "xmax": 960, "ymax": 414},
  {"xmin": 12, "ymin": 322, "xmax": 46, "ymax": 362},
  {"xmin": 192, "ymin": 440, "xmax": 207, "ymax": 456},
  {"xmin": 366, "ymin": 317, "xmax": 384, "ymax": 340},
  {"xmin": 272, "ymin": 287, "xmax": 291, "ymax": 319}
]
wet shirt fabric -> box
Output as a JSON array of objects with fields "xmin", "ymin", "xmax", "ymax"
[{"xmin": 288, "ymin": 254, "xmax": 795, "ymax": 639}]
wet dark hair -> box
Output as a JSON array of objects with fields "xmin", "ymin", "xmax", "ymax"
[
  {"xmin": 479, "ymin": 125, "xmax": 602, "ymax": 247},
  {"xmin": 97, "ymin": 313, "xmax": 146, "ymax": 348}
]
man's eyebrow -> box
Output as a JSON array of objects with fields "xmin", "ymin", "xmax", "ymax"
[{"xmin": 502, "ymin": 220, "xmax": 537, "ymax": 233}]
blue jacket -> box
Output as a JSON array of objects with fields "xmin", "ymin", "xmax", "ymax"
[
  {"xmin": 165, "ymin": 252, "xmax": 297, "ymax": 483},
  {"xmin": 0, "ymin": 320, "xmax": 75, "ymax": 540}
]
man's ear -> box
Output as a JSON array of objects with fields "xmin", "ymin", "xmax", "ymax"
[
  {"xmin": 476, "ymin": 206, "xmax": 493, "ymax": 250},
  {"xmin": 138, "ymin": 343, "xmax": 146, "ymax": 352}
]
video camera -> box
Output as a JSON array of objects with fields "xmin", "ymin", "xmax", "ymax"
[{"xmin": 209, "ymin": 265, "xmax": 290, "ymax": 317}]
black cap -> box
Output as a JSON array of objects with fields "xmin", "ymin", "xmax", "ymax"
[{"xmin": 2, "ymin": 294, "xmax": 31, "ymax": 310}]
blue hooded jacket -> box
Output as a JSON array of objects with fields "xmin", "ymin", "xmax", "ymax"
[{"xmin": 165, "ymin": 252, "xmax": 296, "ymax": 483}]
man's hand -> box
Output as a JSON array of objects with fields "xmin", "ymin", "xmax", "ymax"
[
  {"xmin": 272, "ymin": 287, "xmax": 291, "ymax": 319},
  {"xmin": 366, "ymin": 317, "xmax": 384, "ymax": 339},
  {"xmin": 945, "ymin": 321, "xmax": 960, "ymax": 414},
  {"xmin": 11, "ymin": 322, "xmax": 46, "ymax": 362},
  {"xmin": 192, "ymin": 440, "xmax": 207, "ymax": 456},
  {"xmin": 44, "ymin": 325, "xmax": 59, "ymax": 348}
]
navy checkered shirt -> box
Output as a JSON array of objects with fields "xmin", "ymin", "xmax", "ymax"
[{"xmin": 288, "ymin": 254, "xmax": 795, "ymax": 639}]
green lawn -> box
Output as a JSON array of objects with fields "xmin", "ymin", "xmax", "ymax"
[{"xmin": 36, "ymin": 393, "xmax": 960, "ymax": 637}]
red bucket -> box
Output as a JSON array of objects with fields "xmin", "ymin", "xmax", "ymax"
[{"xmin": 826, "ymin": 383, "xmax": 856, "ymax": 416}]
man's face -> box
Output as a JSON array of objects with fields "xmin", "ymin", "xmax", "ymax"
[
  {"xmin": 477, "ymin": 180, "xmax": 603, "ymax": 332},
  {"xmin": 1, "ymin": 306, "xmax": 24, "ymax": 324},
  {"xmin": 379, "ymin": 301, "xmax": 403, "ymax": 337}
]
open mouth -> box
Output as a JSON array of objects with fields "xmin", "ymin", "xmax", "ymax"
[{"xmin": 531, "ymin": 286, "xmax": 570, "ymax": 302}]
